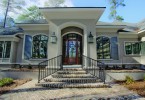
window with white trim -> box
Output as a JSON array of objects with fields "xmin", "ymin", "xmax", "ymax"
[
  {"xmin": 125, "ymin": 42, "xmax": 141, "ymax": 55},
  {"xmin": 0, "ymin": 41, "xmax": 11, "ymax": 58}
]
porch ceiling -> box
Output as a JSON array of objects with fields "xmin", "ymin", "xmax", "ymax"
[{"xmin": 39, "ymin": 7, "xmax": 106, "ymax": 21}]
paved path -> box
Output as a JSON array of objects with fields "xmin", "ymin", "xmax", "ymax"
[{"xmin": 0, "ymin": 80, "xmax": 144, "ymax": 100}]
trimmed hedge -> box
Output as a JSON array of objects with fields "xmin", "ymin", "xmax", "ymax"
[{"xmin": 0, "ymin": 78, "xmax": 13, "ymax": 87}]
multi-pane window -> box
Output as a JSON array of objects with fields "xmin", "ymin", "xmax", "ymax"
[
  {"xmin": 96, "ymin": 36, "xmax": 111, "ymax": 59},
  {"xmin": 32, "ymin": 35, "xmax": 48, "ymax": 58},
  {"xmin": 125, "ymin": 42, "xmax": 141, "ymax": 55},
  {"xmin": 0, "ymin": 41, "xmax": 11, "ymax": 58}
]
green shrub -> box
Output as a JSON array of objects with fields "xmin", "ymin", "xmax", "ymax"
[
  {"xmin": 125, "ymin": 76, "xmax": 134, "ymax": 85},
  {"xmin": 0, "ymin": 78, "xmax": 13, "ymax": 87}
]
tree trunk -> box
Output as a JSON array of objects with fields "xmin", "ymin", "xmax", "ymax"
[{"xmin": 3, "ymin": 0, "xmax": 10, "ymax": 28}]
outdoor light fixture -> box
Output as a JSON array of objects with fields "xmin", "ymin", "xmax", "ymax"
[
  {"xmin": 88, "ymin": 32, "xmax": 94, "ymax": 43},
  {"xmin": 50, "ymin": 32, "xmax": 57, "ymax": 43}
]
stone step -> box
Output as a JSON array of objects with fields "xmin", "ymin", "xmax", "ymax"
[
  {"xmin": 44, "ymin": 78, "xmax": 100, "ymax": 83},
  {"xmin": 57, "ymin": 70, "xmax": 87, "ymax": 74},
  {"xmin": 62, "ymin": 68, "xmax": 84, "ymax": 71},
  {"xmin": 52, "ymin": 74, "xmax": 95, "ymax": 78},
  {"xmin": 36, "ymin": 82, "xmax": 110, "ymax": 88}
]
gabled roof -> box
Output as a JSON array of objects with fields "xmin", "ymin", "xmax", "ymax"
[
  {"xmin": 137, "ymin": 19, "xmax": 145, "ymax": 31},
  {"xmin": 97, "ymin": 21, "xmax": 139, "ymax": 32}
]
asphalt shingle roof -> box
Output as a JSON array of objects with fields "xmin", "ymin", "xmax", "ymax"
[{"xmin": 0, "ymin": 27, "xmax": 23, "ymax": 35}]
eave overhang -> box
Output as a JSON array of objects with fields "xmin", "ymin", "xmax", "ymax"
[
  {"xmin": 16, "ymin": 24, "xmax": 49, "ymax": 31},
  {"xmin": 96, "ymin": 25, "xmax": 126, "ymax": 29},
  {"xmin": 39, "ymin": 7, "xmax": 106, "ymax": 21},
  {"xmin": 96, "ymin": 25, "xmax": 126, "ymax": 33},
  {"xmin": 0, "ymin": 35, "xmax": 20, "ymax": 42},
  {"xmin": 119, "ymin": 32, "xmax": 138, "ymax": 38}
]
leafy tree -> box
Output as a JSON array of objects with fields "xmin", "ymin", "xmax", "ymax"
[
  {"xmin": 17, "ymin": 5, "xmax": 43, "ymax": 22},
  {"xmin": 0, "ymin": 0, "xmax": 25, "ymax": 28},
  {"xmin": 17, "ymin": 0, "xmax": 67, "ymax": 22},
  {"xmin": 109, "ymin": 0, "xmax": 125, "ymax": 21},
  {"xmin": 44, "ymin": 0, "xmax": 66, "ymax": 7}
]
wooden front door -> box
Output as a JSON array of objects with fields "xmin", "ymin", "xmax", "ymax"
[{"xmin": 62, "ymin": 33, "xmax": 82, "ymax": 65}]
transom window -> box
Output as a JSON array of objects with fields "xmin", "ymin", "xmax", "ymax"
[
  {"xmin": 0, "ymin": 41, "xmax": 11, "ymax": 58},
  {"xmin": 125, "ymin": 42, "xmax": 141, "ymax": 55},
  {"xmin": 32, "ymin": 35, "xmax": 48, "ymax": 58},
  {"xmin": 96, "ymin": 36, "xmax": 111, "ymax": 59}
]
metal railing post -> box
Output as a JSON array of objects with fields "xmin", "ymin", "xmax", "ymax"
[
  {"xmin": 38, "ymin": 64, "xmax": 40, "ymax": 83},
  {"xmin": 38, "ymin": 55, "xmax": 62, "ymax": 83}
]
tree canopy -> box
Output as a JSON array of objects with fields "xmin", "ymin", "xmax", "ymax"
[
  {"xmin": 109, "ymin": 0, "xmax": 125, "ymax": 21},
  {"xmin": 44, "ymin": 0, "xmax": 66, "ymax": 7},
  {"xmin": 0, "ymin": 0, "xmax": 26, "ymax": 27},
  {"xmin": 16, "ymin": 5, "xmax": 44, "ymax": 22},
  {"xmin": 17, "ymin": 0, "xmax": 66, "ymax": 23}
]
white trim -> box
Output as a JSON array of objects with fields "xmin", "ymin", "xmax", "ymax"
[
  {"xmin": 96, "ymin": 25, "xmax": 126, "ymax": 29},
  {"xmin": 0, "ymin": 41, "xmax": 11, "ymax": 60},
  {"xmin": 59, "ymin": 21, "xmax": 87, "ymax": 30},
  {"xmin": 58, "ymin": 21, "xmax": 87, "ymax": 56},
  {"xmin": 22, "ymin": 34, "xmax": 26, "ymax": 60},
  {"xmin": 0, "ymin": 35, "xmax": 15, "ymax": 37},
  {"xmin": 138, "ymin": 29, "xmax": 145, "ymax": 34},
  {"xmin": 62, "ymin": 32, "xmax": 83, "ymax": 37},
  {"xmin": 31, "ymin": 33, "xmax": 48, "ymax": 37},
  {"xmin": 97, "ymin": 59, "xmax": 114, "ymax": 61},
  {"xmin": 124, "ymin": 41, "xmax": 142, "ymax": 56},
  {"xmin": 16, "ymin": 24, "xmax": 49, "ymax": 26},
  {"xmin": 9, "ymin": 41, "xmax": 12, "ymax": 63},
  {"xmin": 29, "ymin": 59, "xmax": 47, "ymax": 61}
]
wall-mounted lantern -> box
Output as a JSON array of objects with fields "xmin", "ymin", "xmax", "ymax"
[
  {"xmin": 88, "ymin": 32, "xmax": 94, "ymax": 43},
  {"xmin": 50, "ymin": 32, "xmax": 57, "ymax": 43}
]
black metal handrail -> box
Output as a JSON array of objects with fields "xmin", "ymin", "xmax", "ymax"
[
  {"xmin": 82, "ymin": 55, "xmax": 106, "ymax": 84},
  {"xmin": 38, "ymin": 55, "xmax": 62, "ymax": 83}
]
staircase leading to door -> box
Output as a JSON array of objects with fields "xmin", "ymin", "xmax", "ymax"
[
  {"xmin": 37, "ymin": 55, "xmax": 109, "ymax": 88},
  {"xmin": 36, "ymin": 68, "xmax": 109, "ymax": 88}
]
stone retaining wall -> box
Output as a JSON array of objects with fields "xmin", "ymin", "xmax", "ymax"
[
  {"xmin": 106, "ymin": 71, "xmax": 145, "ymax": 82},
  {"xmin": 0, "ymin": 71, "xmax": 38, "ymax": 80}
]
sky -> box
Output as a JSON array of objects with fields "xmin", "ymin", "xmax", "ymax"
[
  {"xmin": 0, "ymin": 0, "xmax": 145, "ymax": 23},
  {"xmin": 71, "ymin": 0, "xmax": 145, "ymax": 23}
]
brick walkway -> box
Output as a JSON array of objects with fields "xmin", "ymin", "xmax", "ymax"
[{"xmin": 0, "ymin": 80, "xmax": 144, "ymax": 100}]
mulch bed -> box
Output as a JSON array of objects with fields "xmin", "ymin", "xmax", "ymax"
[
  {"xmin": 116, "ymin": 80, "xmax": 145, "ymax": 97},
  {"xmin": 0, "ymin": 79, "xmax": 32, "ymax": 95}
]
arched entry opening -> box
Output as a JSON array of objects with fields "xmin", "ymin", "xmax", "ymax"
[{"xmin": 61, "ymin": 27, "xmax": 83, "ymax": 65}]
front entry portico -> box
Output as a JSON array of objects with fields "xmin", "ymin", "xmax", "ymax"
[{"xmin": 40, "ymin": 7, "xmax": 104, "ymax": 61}]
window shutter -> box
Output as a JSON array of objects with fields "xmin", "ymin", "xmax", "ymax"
[
  {"xmin": 141, "ymin": 41, "xmax": 145, "ymax": 55},
  {"xmin": 24, "ymin": 35, "xmax": 32, "ymax": 59},
  {"xmin": 110, "ymin": 37, "xmax": 119, "ymax": 60}
]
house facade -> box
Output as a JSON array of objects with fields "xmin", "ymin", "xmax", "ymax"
[{"xmin": 0, "ymin": 7, "xmax": 145, "ymax": 68}]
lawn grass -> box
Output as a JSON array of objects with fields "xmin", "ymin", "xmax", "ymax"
[{"xmin": 0, "ymin": 79, "xmax": 32, "ymax": 95}]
